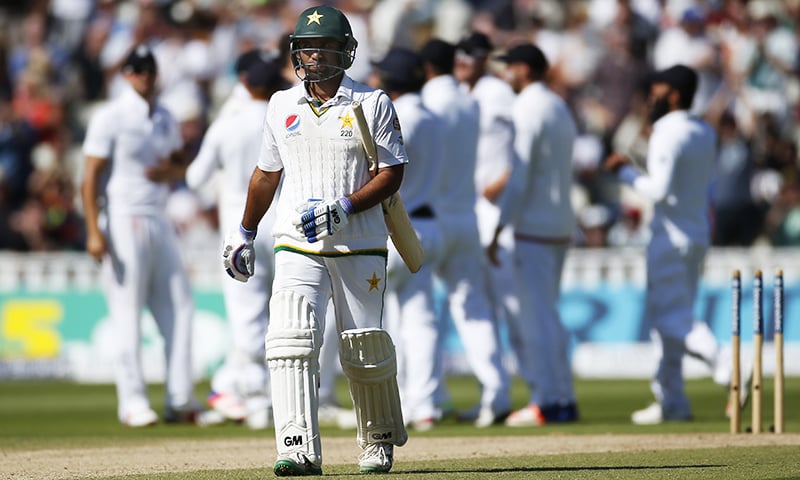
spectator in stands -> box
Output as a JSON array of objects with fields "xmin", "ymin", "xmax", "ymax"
[{"xmin": 709, "ymin": 111, "xmax": 762, "ymax": 246}]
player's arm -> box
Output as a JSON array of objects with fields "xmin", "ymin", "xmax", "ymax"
[
  {"xmin": 356, "ymin": 92, "xmax": 406, "ymax": 210},
  {"xmin": 604, "ymin": 131, "xmax": 676, "ymax": 202},
  {"xmin": 146, "ymin": 112, "xmax": 190, "ymax": 183},
  {"xmin": 185, "ymin": 123, "xmax": 222, "ymax": 190},
  {"xmin": 81, "ymin": 154, "xmax": 109, "ymax": 262},
  {"xmin": 241, "ymin": 167, "xmax": 283, "ymax": 231},
  {"xmin": 145, "ymin": 149, "xmax": 191, "ymax": 183},
  {"xmin": 347, "ymin": 163, "xmax": 404, "ymax": 212}
]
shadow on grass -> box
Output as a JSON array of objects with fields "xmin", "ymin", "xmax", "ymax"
[{"xmin": 404, "ymin": 464, "xmax": 726, "ymax": 474}]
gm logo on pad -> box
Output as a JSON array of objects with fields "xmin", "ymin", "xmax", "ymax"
[{"xmin": 285, "ymin": 114, "xmax": 301, "ymax": 132}]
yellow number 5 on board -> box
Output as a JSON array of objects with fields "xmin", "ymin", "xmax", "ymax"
[{"xmin": 1, "ymin": 300, "xmax": 62, "ymax": 359}]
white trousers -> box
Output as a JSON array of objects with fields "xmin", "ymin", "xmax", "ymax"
[
  {"xmin": 102, "ymin": 213, "xmax": 194, "ymax": 420},
  {"xmin": 512, "ymin": 240, "xmax": 574, "ymax": 406},
  {"xmin": 435, "ymin": 210, "xmax": 510, "ymax": 413},
  {"xmin": 272, "ymin": 250, "xmax": 387, "ymax": 336},
  {"xmin": 645, "ymin": 239, "xmax": 708, "ymax": 416},
  {"xmin": 385, "ymin": 218, "xmax": 444, "ymax": 422}
]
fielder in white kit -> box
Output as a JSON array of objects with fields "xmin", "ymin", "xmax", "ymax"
[
  {"xmin": 185, "ymin": 54, "xmax": 287, "ymax": 429},
  {"xmin": 419, "ymin": 38, "xmax": 512, "ymax": 427},
  {"xmin": 490, "ymin": 44, "xmax": 580, "ymax": 426},
  {"xmin": 370, "ymin": 47, "xmax": 446, "ymax": 430},
  {"xmin": 81, "ymin": 45, "xmax": 199, "ymax": 427},
  {"xmin": 453, "ymin": 32, "xmax": 520, "ymax": 370},
  {"xmin": 221, "ymin": 6, "xmax": 407, "ymax": 475},
  {"xmin": 604, "ymin": 64, "xmax": 720, "ymax": 424}
]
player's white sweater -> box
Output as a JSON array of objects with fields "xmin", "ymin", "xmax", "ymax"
[
  {"xmin": 258, "ymin": 75, "xmax": 407, "ymax": 254},
  {"xmin": 630, "ymin": 110, "xmax": 716, "ymax": 248},
  {"xmin": 186, "ymin": 94, "xmax": 275, "ymax": 236},
  {"xmin": 82, "ymin": 85, "xmax": 183, "ymax": 216},
  {"xmin": 499, "ymin": 81, "xmax": 576, "ymax": 239},
  {"xmin": 391, "ymin": 92, "xmax": 443, "ymax": 214},
  {"xmin": 421, "ymin": 74, "xmax": 481, "ymax": 214}
]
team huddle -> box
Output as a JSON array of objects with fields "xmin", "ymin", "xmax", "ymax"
[{"xmin": 82, "ymin": 4, "xmax": 721, "ymax": 477}]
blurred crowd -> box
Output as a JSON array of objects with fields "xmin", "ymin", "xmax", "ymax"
[{"xmin": 1, "ymin": 0, "xmax": 799, "ymax": 253}]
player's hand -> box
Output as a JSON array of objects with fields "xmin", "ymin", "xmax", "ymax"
[
  {"xmin": 222, "ymin": 225, "xmax": 256, "ymax": 282},
  {"xmin": 603, "ymin": 152, "xmax": 630, "ymax": 174},
  {"xmin": 85, "ymin": 230, "xmax": 107, "ymax": 263},
  {"xmin": 293, "ymin": 197, "xmax": 354, "ymax": 243}
]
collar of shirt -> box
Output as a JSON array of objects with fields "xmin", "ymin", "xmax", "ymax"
[
  {"xmin": 653, "ymin": 109, "xmax": 691, "ymax": 130},
  {"xmin": 424, "ymin": 74, "xmax": 457, "ymax": 92},
  {"xmin": 296, "ymin": 74, "xmax": 356, "ymax": 108},
  {"xmin": 120, "ymin": 83, "xmax": 152, "ymax": 117},
  {"xmin": 521, "ymin": 80, "xmax": 546, "ymax": 96}
]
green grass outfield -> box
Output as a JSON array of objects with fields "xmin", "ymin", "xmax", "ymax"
[{"xmin": 1, "ymin": 376, "xmax": 799, "ymax": 479}]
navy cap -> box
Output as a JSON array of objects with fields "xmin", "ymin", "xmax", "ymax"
[
  {"xmin": 456, "ymin": 32, "xmax": 493, "ymax": 57},
  {"xmin": 122, "ymin": 44, "xmax": 157, "ymax": 73},
  {"xmin": 372, "ymin": 47, "xmax": 425, "ymax": 92},
  {"xmin": 245, "ymin": 54, "xmax": 285, "ymax": 89},
  {"xmin": 649, "ymin": 64, "xmax": 698, "ymax": 100},
  {"xmin": 495, "ymin": 43, "xmax": 548, "ymax": 74},
  {"xmin": 419, "ymin": 39, "xmax": 455, "ymax": 73},
  {"xmin": 234, "ymin": 48, "xmax": 262, "ymax": 74}
]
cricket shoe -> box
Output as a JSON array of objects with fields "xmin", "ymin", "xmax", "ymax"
[
  {"xmin": 122, "ymin": 408, "xmax": 158, "ymax": 427},
  {"xmin": 540, "ymin": 402, "xmax": 579, "ymax": 423},
  {"xmin": 409, "ymin": 417, "xmax": 437, "ymax": 432},
  {"xmin": 164, "ymin": 402, "xmax": 226, "ymax": 426},
  {"xmin": 273, "ymin": 454, "xmax": 322, "ymax": 476},
  {"xmin": 458, "ymin": 405, "xmax": 511, "ymax": 428},
  {"xmin": 631, "ymin": 402, "xmax": 692, "ymax": 425},
  {"xmin": 504, "ymin": 404, "xmax": 546, "ymax": 427},
  {"xmin": 207, "ymin": 391, "xmax": 246, "ymax": 421},
  {"xmin": 359, "ymin": 442, "xmax": 394, "ymax": 474}
]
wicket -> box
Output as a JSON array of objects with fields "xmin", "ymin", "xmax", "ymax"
[{"xmin": 729, "ymin": 268, "xmax": 784, "ymax": 434}]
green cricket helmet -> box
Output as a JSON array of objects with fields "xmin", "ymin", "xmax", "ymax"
[{"xmin": 289, "ymin": 5, "xmax": 358, "ymax": 82}]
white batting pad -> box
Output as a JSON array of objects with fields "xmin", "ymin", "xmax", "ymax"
[
  {"xmin": 339, "ymin": 328, "xmax": 408, "ymax": 448},
  {"xmin": 266, "ymin": 290, "xmax": 322, "ymax": 464}
]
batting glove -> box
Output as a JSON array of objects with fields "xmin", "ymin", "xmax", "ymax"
[
  {"xmin": 222, "ymin": 224, "xmax": 256, "ymax": 282},
  {"xmin": 294, "ymin": 197, "xmax": 354, "ymax": 243}
]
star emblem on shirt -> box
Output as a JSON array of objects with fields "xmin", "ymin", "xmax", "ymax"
[
  {"xmin": 306, "ymin": 10, "xmax": 324, "ymax": 25},
  {"xmin": 340, "ymin": 112, "xmax": 354, "ymax": 129},
  {"xmin": 366, "ymin": 272, "xmax": 381, "ymax": 291}
]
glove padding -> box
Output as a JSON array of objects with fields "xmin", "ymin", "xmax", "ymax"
[
  {"xmin": 222, "ymin": 225, "xmax": 256, "ymax": 282},
  {"xmin": 294, "ymin": 197, "xmax": 354, "ymax": 243}
]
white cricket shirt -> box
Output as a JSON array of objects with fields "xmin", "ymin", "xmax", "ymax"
[
  {"xmin": 469, "ymin": 74, "xmax": 516, "ymax": 193},
  {"xmin": 499, "ymin": 82, "xmax": 576, "ymax": 239},
  {"xmin": 629, "ymin": 110, "xmax": 716, "ymax": 247},
  {"xmin": 82, "ymin": 84, "xmax": 183, "ymax": 216},
  {"xmin": 421, "ymin": 74, "xmax": 481, "ymax": 213},
  {"xmin": 186, "ymin": 94, "xmax": 270, "ymax": 231},
  {"xmin": 257, "ymin": 74, "xmax": 408, "ymax": 253},
  {"xmin": 391, "ymin": 92, "xmax": 444, "ymax": 213}
]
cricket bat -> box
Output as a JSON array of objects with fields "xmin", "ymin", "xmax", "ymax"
[{"xmin": 351, "ymin": 100, "xmax": 423, "ymax": 273}]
